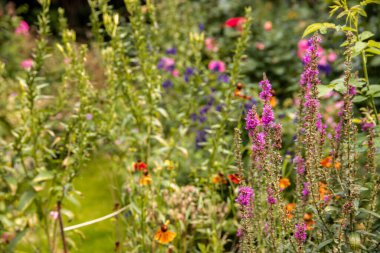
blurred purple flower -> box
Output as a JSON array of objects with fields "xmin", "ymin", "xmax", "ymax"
[{"xmin": 165, "ymin": 47, "xmax": 177, "ymax": 55}]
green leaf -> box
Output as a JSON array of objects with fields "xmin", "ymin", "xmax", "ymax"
[
  {"xmin": 363, "ymin": 0, "xmax": 380, "ymax": 4},
  {"xmin": 359, "ymin": 31, "xmax": 374, "ymax": 41},
  {"xmin": 366, "ymin": 47, "xmax": 380, "ymax": 55},
  {"xmin": 7, "ymin": 229, "xmax": 28, "ymax": 252},
  {"xmin": 317, "ymin": 239, "xmax": 333, "ymax": 250},
  {"xmin": 359, "ymin": 208, "xmax": 380, "ymax": 219},
  {"xmin": 302, "ymin": 23, "xmax": 336, "ymax": 38},
  {"xmin": 368, "ymin": 40, "xmax": 380, "ymax": 49},
  {"xmin": 352, "ymin": 95, "xmax": 367, "ymax": 103},
  {"xmin": 353, "ymin": 41, "xmax": 368, "ymax": 56},
  {"xmin": 318, "ymin": 85, "xmax": 333, "ymax": 97},
  {"xmin": 156, "ymin": 108, "xmax": 168, "ymax": 118},
  {"xmin": 33, "ymin": 170, "xmax": 54, "ymax": 183},
  {"xmin": 5, "ymin": 176, "xmax": 17, "ymax": 195},
  {"xmin": 367, "ymin": 85, "xmax": 380, "ymax": 95},
  {"xmin": 176, "ymin": 146, "xmax": 188, "ymax": 158},
  {"xmin": 18, "ymin": 190, "xmax": 36, "ymax": 212}
]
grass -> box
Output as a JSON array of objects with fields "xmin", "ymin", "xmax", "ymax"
[{"xmin": 67, "ymin": 156, "xmax": 117, "ymax": 252}]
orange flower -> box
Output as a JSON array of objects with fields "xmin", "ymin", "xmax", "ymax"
[
  {"xmin": 270, "ymin": 96, "xmax": 277, "ymax": 107},
  {"xmin": 320, "ymin": 156, "xmax": 340, "ymax": 169},
  {"xmin": 285, "ymin": 203, "xmax": 296, "ymax": 219},
  {"xmin": 320, "ymin": 156, "xmax": 332, "ymax": 168},
  {"xmin": 303, "ymin": 213, "xmax": 315, "ymax": 230},
  {"xmin": 279, "ymin": 178, "xmax": 291, "ymax": 190},
  {"xmin": 139, "ymin": 170, "xmax": 152, "ymax": 185},
  {"xmin": 319, "ymin": 182, "xmax": 331, "ymax": 201},
  {"xmin": 228, "ymin": 173, "xmax": 243, "ymax": 184},
  {"xmin": 212, "ymin": 173, "xmax": 227, "ymax": 184},
  {"xmin": 154, "ymin": 221, "xmax": 176, "ymax": 244}
]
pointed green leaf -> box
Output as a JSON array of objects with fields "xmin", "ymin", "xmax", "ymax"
[
  {"xmin": 18, "ymin": 190, "xmax": 36, "ymax": 212},
  {"xmin": 33, "ymin": 170, "xmax": 54, "ymax": 183}
]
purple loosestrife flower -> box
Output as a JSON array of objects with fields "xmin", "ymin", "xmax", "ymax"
[
  {"xmin": 348, "ymin": 85, "xmax": 356, "ymax": 96},
  {"xmin": 262, "ymin": 104, "xmax": 274, "ymax": 126},
  {"xmin": 245, "ymin": 108, "xmax": 260, "ymax": 132},
  {"xmin": 252, "ymin": 132, "xmax": 266, "ymax": 152},
  {"xmin": 259, "ymin": 78, "xmax": 272, "ymax": 102},
  {"xmin": 236, "ymin": 186, "xmax": 255, "ymax": 206},
  {"xmin": 294, "ymin": 223, "xmax": 307, "ymax": 244},
  {"xmin": 361, "ymin": 119, "xmax": 375, "ymax": 132},
  {"xmin": 294, "ymin": 156, "xmax": 305, "ymax": 175},
  {"xmin": 302, "ymin": 182, "xmax": 310, "ymax": 201},
  {"xmin": 266, "ymin": 187, "xmax": 277, "ymax": 205}
]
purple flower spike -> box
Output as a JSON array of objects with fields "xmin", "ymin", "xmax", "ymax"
[
  {"xmin": 236, "ymin": 186, "xmax": 255, "ymax": 206},
  {"xmin": 294, "ymin": 223, "xmax": 307, "ymax": 244},
  {"xmin": 262, "ymin": 104, "xmax": 274, "ymax": 126}
]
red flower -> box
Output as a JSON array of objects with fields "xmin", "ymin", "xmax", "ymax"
[
  {"xmin": 228, "ymin": 173, "xmax": 243, "ymax": 184},
  {"xmin": 134, "ymin": 161, "xmax": 147, "ymax": 171},
  {"xmin": 225, "ymin": 17, "xmax": 246, "ymax": 31}
]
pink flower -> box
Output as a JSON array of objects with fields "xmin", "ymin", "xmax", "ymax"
[
  {"xmin": 205, "ymin": 38, "xmax": 218, "ymax": 52},
  {"xmin": 20, "ymin": 59, "xmax": 33, "ymax": 70},
  {"xmin": 15, "ymin": 20, "xmax": 29, "ymax": 35},
  {"xmin": 327, "ymin": 52, "xmax": 337, "ymax": 62},
  {"xmin": 208, "ymin": 60, "xmax": 226, "ymax": 73},
  {"xmin": 49, "ymin": 211, "xmax": 59, "ymax": 220},
  {"xmin": 225, "ymin": 17, "xmax": 246, "ymax": 31},
  {"xmin": 255, "ymin": 42, "xmax": 265, "ymax": 51},
  {"xmin": 298, "ymin": 39, "xmax": 330, "ymax": 67},
  {"xmin": 297, "ymin": 39, "xmax": 309, "ymax": 59},
  {"xmin": 263, "ymin": 21, "xmax": 272, "ymax": 31},
  {"xmin": 171, "ymin": 69, "xmax": 179, "ymax": 77}
]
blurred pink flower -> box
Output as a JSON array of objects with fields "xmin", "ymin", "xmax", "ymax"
[
  {"xmin": 264, "ymin": 21, "xmax": 272, "ymax": 31},
  {"xmin": 171, "ymin": 69, "xmax": 179, "ymax": 77},
  {"xmin": 298, "ymin": 39, "xmax": 329, "ymax": 67},
  {"xmin": 205, "ymin": 37, "xmax": 218, "ymax": 52},
  {"xmin": 327, "ymin": 52, "xmax": 337, "ymax": 62},
  {"xmin": 297, "ymin": 39, "xmax": 309, "ymax": 59},
  {"xmin": 20, "ymin": 59, "xmax": 33, "ymax": 70},
  {"xmin": 208, "ymin": 60, "xmax": 226, "ymax": 73},
  {"xmin": 49, "ymin": 211, "xmax": 59, "ymax": 220},
  {"xmin": 256, "ymin": 42, "xmax": 265, "ymax": 51},
  {"xmin": 334, "ymin": 100, "xmax": 344, "ymax": 109},
  {"xmin": 15, "ymin": 20, "xmax": 29, "ymax": 35}
]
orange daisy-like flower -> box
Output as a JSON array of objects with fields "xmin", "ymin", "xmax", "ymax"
[
  {"xmin": 154, "ymin": 221, "xmax": 176, "ymax": 244},
  {"xmin": 320, "ymin": 156, "xmax": 340, "ymax": 169},
  {"xmin": 319, "ymin": 182, "xmax": 333, "ymax": 204},
  {"xmin": 303, "ymin": 213, "xmax": 315, "ymax": 230},
  {"xmin": 212, "ymin": 173, "xmax": 227, "ymax": 184},
  {"xmin": 228, "ymin": 173, "xmax": 243, "ymax": 184},
  {"xmin": 320, "ymin": 156, "xmax": 332, "ymax": 168},
  {"xmin": 279, "ymin": 178, "xmax": 291, "ymax": 190},
  {"xmin": 139, "ymin": 174, "xmax": 152, "ymax": 185},
  {"xmin": 285, "ymin": 203, "xmax": 296, "ymax": 219}
]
